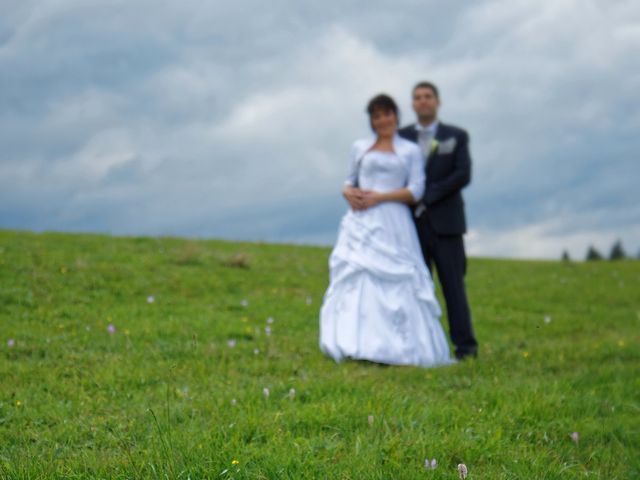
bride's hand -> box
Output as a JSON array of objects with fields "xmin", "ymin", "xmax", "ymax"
[
  {"xmin": 361, "ymin": 191, "xmax": 380, "ymax": 209},
  {"xmin": 343, "ymin": 186, "xmax": 366, "ymax": 210}
]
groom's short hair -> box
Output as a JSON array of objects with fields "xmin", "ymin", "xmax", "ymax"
[{"xmin": 413, "ymin": 81, "xmax": 439, "ymax": 99}]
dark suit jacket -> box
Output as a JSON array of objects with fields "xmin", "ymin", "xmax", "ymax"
[{"xmin": 398, "ymin": 122, "xmax": 471, "ymax": 235}]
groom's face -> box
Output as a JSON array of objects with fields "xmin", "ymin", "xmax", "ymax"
[{"xmin": 412, "ymin": 87, "xmax": 440, "ymax": 121}]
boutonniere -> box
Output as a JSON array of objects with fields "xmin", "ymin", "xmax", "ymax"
[{"xmin": 430, "ymin": 139, "xmax": 439, "ymax": 154}]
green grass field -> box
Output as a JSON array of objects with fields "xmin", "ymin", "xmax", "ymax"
[{"xmin": 1, "ymin": 230, "xmax": 638, "ymax": 479}]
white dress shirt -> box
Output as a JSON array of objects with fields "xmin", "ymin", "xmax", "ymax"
[{"xmin": 415, "ymin": 120, "xmax": 439, "ymax": 159}]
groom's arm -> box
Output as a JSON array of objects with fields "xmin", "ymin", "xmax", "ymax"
[{"xmin": 423, "ymin": 130, "xmax": 471, "ymax": 205}]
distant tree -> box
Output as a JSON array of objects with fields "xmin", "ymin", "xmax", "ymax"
[
  {"xmin": 561, "ymin": 250, "xmax": 571, "ymax": 261},
  {"xmin": 586, "ymin": 245, "xmax": 602, "ymax": 261},
  {"xmin": 637, "ymin": 248, "xmax": 640, "ymax": 260},
  {"xmin": 609, "ymin": 239, "xmax": 626, "ymax": 260}
]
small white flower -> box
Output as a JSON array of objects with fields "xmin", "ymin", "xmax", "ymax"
[
  {"xmin": 231, "ymin": 398, "xmax": 237, "ymax": 406},
  {"xmin": 570, "ymin": 431, "xmax": 579, "ymax": 444},
  {"xmin": 458, "ymin": 463, "xmax": 468, "ymax": 479},
  {"xmin": 305, "ymin": 296, "xmax": 312, "ymax": 305},
  {"xmin": 263, "ymin": 387, "xmax": 270, "ymax": 398},
  {"xmin": 7, "ymin": 339, "xmax": 15, "ymax": 348},
  {"xmin": 147, "ymin": 295, "xmax": 155, "ymax": 304},
  {"xmin": 253, "ymin": 348, "xmax": 260, "ymax": 355},
  {"xmin": 227, "ymin": 339, "xmax": 236, "ymax": 348},
  {"xmin": 288, "ymin": 388, "xmax": 296, "ymax": 399},
  {"xmin": 544, "ymin": 315, "xmax": 552, "ymax": 324},
  {"xmin": 367, "ymin": 415, "xmax": 374, "ymax": 426},
  {"xmin": 266, "ymin": 317, "xmax": 274, "ymax": 324},
  {"xmin": 265, "ymin": 326, "xmax": 272, "ymax": 336},
  {"xmin": 240, "ymin": 299, "xmax": 248, "ymax": 307},
  {"xmin": 424, "ymin": 458, "xmax": 437, "ymax": 470}
]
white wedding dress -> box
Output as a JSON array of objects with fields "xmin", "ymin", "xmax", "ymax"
[{"xmin": 320, "ymin": 136, "xmax": 453, "ymax": 367}]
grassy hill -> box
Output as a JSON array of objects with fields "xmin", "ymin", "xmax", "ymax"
[{"xmin": 0, "ymin": 230, "xmax": 638, "ymax": 479}]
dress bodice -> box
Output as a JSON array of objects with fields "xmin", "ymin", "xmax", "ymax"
[
  {"xmin": 357, "ymin": 150, "xmax": 409, "ymax": 193},
  {"xmin": 344, "ymin": 136, "xmax": 425, "ymax": 201}
]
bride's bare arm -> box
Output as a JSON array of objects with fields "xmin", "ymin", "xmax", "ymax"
[{"xmin": 361, "ymin": 188, "xmax": 417, "ymax": 208}]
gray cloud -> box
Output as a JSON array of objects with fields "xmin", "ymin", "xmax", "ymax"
[{"xmin": 1, "ymin": 0, "xmax": 639, "ymax": 259}]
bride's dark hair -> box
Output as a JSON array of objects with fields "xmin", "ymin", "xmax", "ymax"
[{"xmin": 366, "ymin": 94, "xmax": 400, "ymax": 129}]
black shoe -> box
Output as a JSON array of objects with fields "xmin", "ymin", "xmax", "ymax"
[{"xmin": 455, "ymin": 350, "xmax": 477, "ymax": 361}]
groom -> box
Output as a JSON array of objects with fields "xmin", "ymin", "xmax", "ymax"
[{"xmin": 398, "ymin": 81, "xmax": 478, "ymax": 360}]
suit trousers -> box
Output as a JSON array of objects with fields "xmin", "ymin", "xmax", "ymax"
[{"xmin": 415, "ymin": 215, "xmax": 478, "ymax": 357}]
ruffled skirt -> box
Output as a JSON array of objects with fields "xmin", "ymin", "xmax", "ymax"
[{"xmin": 320, "ymin": 203, "xmax": 453, "ymax": 367}]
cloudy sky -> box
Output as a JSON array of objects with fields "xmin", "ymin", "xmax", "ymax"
[{"xmin": 1, "ymin": 0, "xmax": 639, "ymax": 259}]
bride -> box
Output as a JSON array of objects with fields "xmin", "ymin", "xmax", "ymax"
[{"xmin": 319, "ymin": 94, "xmax": 453, "ymax": 367}]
